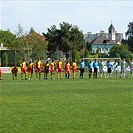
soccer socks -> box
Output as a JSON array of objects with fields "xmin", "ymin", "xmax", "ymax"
[
  {"xmin": 39, "ymin": 73, "xmax": 41, "ymax": 79},
  {"xmin": 21, "ymin": 73, "xmax": 23, "ymax": 80},
  {"xmin": 51, "ymin": 73, "xmax": 55, "ymax": 79},
  {"xmin": 100, "ymin": 74, "xmax": 102, "ymax": 79},
  {"xmin": 73, "ymin": 73, "xmax": 75, "ymax": 79},
  {"xmin": 60, "ymin": 73, "xmax": 62, "ymax": 79},
  {"xmin": 12, "ymin": 74, "xmax": 14, "ymax": 80},
  {"xmin": 36, "ymin": 73, "xmax": 39, "ymax": 79},
  {"xmin": 57, "ymin": 73, "xmax": 62, "ymax": 79}
]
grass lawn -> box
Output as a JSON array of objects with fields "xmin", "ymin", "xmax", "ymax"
[{"xmin": 0, "ymin": 72, "xmax": 132, "ymax": 133}]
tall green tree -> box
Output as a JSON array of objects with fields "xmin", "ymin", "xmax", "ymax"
[
  {"xmin": 7, "ymin": 24, "xmax": 28, "ymax": 65},
  {"xmin": 51, "ymin": 48, "xmax": 61, "ymax": 60},
  {"xmin": 125, "ymin": 21, "xmax": 133, "ymax": 52},
  {"xmin": 2, "ymin": 52, "xmax": 8, "ymax": 66},
  {"xmin": 0, "ymin": 30, "xmax": 16, "ymax": 66},
  {"xmin": 109, "ymin": 45, "xmax": 132, "ymax": 60},
  {"xmin": 72, "ymin": 49, "xmax": 80, "ymax": 64},
  {"xmin": 0, "ymin": 29, "xmax": 16, "ymax": 47},
  {"xmin": 43, "ymin": 22, "xmax": 85, "ymax": 59},
  {"xmin": 84, "ymin": 48, "xmax": 89, "ymax": 65},
  {"xmin": 26, "ymin": 32, "xmax": 48, "ymax": 61},
  {"xmin": 86, "ymin": 42, "xmax": 91, "ymax": 52}
]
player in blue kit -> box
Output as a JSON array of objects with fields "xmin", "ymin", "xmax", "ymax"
[
  {"xmin": 106, "ymin": 59, "xmax": 113, "ymax": 78},
  {"xmin": 88, "ymin": 59, "xmax": 93, "ymax": 79},
  {"xmin": 93, "ymin": 59, "xmax": 98, "ymax": 78},
  {"xmin": 79, "ymin": 59, "xmax": 85, "ymax": 79}
]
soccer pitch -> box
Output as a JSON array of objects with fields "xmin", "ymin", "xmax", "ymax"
[{"xmin": 0, "ymin": 73, "xmax": 132, "ymax": 133}]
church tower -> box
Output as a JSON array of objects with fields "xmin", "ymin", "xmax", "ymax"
[{"xmin": 108, "ymin": 22, "xmax": 116, "ymax": 41}]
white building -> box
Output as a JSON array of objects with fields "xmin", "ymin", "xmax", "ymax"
[{"xmin": 84, "ymin": 23, "xmax": 123, "ymax": 43}]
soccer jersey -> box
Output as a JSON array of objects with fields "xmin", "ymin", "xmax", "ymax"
[
  {"xmin": 113, "ymin": 62, "xmax": 118, "ymax": 71},
  {"xmin": 44, "ymin": 63, "xmax": 49, "ymax": 73},
  {"xmin": 28, "ymin": 63, "xmax": 33, "ymax": 69},
  {"xmin": 99, "ymin": 62, "xmax": 104, "ymax": 69},
  {"xmin": 50, "ymin": 62, "xmax": 55, "ymax": 73},
  {"xmin": 88, "ymin": 62, "xmax": 93, "ymax": 69},
  {"xmin": 106, "ymin": 62, "xmax": 113, "ymax": 68},
  {"xmin": 72, "ymin": 62, "xmax": 76, "ymax": 68},
  {"xmin": 93, "ymin": 61, "xmax": 98, "ymax": 68},
  {"xmin": 65, "ymin": 62, "xmax": 70, "ymax": 74},
  {"xmin": 36, "ymin": 61, "xmax": 42, "ymax": 69},
  {"xmin": 80, "ymin": 61, "xmax": 85, "ymax": 69},
  {"xmin": 121, "ymin": 61, "xmax": 126, "ymax": 72},
  {"xmin": 44, "ymin": 63, "xmax": 49, "ymax": 70},
  {"xmin": 50, "ymin": 62, "xmax": 54, "ymax": 69},
  {"xmin": 20, "ymin": 61, "xmax": 26, "ymax": 73},
  {"xmin": 20, "ymin": 62, "xmax": 26, "ymax": 69},
  {"xmin": 121, "ymin": 61, "xmax": 126, "ymax": 69},
  {"xmin": 35, "ymin": 60, "xmax": 42, "ymax": 73},
  {"xmin": 72, "ymin": 62, "xmax": 77, "ymax": 72},
  {"xmin": 56, "ymin": 61, "xmax": 62, "ymax": 73},
  {"xmin": 12, "ymin": 67, "xmax": 18, "ymax": 74},
  {"xmin": 57, "ymin": 61, "xmax": 62, "ymax": 68},
  {"xmin": 28, "ymin": 63, "xmax": 33, "ymax": 73}
]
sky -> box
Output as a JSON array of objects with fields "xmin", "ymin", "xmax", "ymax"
[{"xmin": 0, "ymin": 0, "xmax": 133, "ymax": 38}]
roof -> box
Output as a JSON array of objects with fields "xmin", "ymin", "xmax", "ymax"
[
  {"xmin": 91, "ymin": 36, "xmax": 116, "ymax": 45},
  {"xmin": 26, "ymin": 31, "xmax": 48, "ymax": 44},
  {"xmin": 108, "ymin": 24, "xmax": 115, "ymax": 30}
]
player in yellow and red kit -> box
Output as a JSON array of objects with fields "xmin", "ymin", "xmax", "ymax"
[
  {"xmin": 72, "ymin": 59, "xmax": 77, "ymax": 79},
  {"xmin": 49, "ymin": 59, "xmax": 55, "ymax": 79},
  {"xmin": 27, "ymin": 59, "xmax": 34, "ymax": 80},
  {"xmin": 65, "ymin": 60, "xmax": 70, "ymax": 79},
  {"xmin": 11, "ymin": 66, "xmax": 18, "ymax": 80},
  {"xmin": 20, "ymin": 59, "xmax": 27, "ymax": 80},
  {"xmin": 44, "ymin": 60, "xmax": 49, "ymax": 79},
  {"xmin": 56, "ymin": 58, "xmax": 63, "ymax": 79},
  {"xmin": 35, "ymin": 58, "xmax": 42, "ymax": 80}
]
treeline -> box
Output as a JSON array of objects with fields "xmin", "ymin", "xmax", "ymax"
[{"xmin": 0, "ymin": 21, "xmax": 133, "ymax": 66}]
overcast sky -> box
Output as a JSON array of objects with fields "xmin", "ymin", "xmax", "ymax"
[{"xmin": 0, "ymin": 0, "xmax": 133, "ymax": 37}]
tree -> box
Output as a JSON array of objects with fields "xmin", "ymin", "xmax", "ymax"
[
  {"xmin": 0, "ymin": 30, "xmax": 17, "ymax": 66},
  {"xmin": 109, "ymin": 45, "xmax": 132, "ymax": 60},
  {"xmin": 2, "ymin": 52, "xmax": 8, "ymax": 66},
  {"xmin": 29, "ymin": 27, "xmax": 35, "ymax": 34},
  {"xmin": 7, "ymin": 24, "xmax": 28, "ymax": 65},
  {"xmin": 84, "ymin": 48, "xmax": 89, "ymax": 65},
  {"xmin": 86, "ymin": 41, "xmax": 91, "ymax": 52},
  {"xmin": 43, "ymin": 22, "xmax": 85, "ymax": 59},
  {"xmin": 26, "ymin": 31, "xmax": 48, "ymax": 61},
  {"xmin": 0, "ymin": 29, "xmax": 16, "ymax": 47},
  {"xmin": 125, "ymin": 21, "xmax": 133, "ymax": 52},
  {"xmin": 51, "ymin": 48, "xmax": 61, "ymax": 60},
  {"xmin": 72, "ymin": 49, "xmax": 80, "ymax": 64}
]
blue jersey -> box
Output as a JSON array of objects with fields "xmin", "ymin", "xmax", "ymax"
[
  {"xmin": 88, "ymin": 62, "xmax": 93, "ymax": 69},
  {"xmin": 106, "ymin": 62, "xmax": 113, "ymax": 68},
  {"xmin": 93, "ymin": 61, "xmax": 98, "ymax": 68},
  {"xmin": 80, "ymin": 61, "xmax": 85, "ymax": 69}
]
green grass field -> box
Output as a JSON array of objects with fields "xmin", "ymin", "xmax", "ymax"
[{"xmin": 0, "ymin": 72, "xmax": 132, "ymax": 133}]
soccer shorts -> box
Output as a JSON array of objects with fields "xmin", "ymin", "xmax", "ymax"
[
  {"xmin": 21, "ymin": 68, "xmax": 26, "ymax": 73},
  {"xmin": 58, "ymin": 68, "xmax": 62, "ymax": 73}
]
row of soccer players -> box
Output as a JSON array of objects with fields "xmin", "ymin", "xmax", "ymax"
[
  {"xmin": 0, "ymin": 58, "xmax": 132, "ymax": 80},
  {"xmin": 11, "ymin": 58, "xmax": 77, "ymax": 80},
  {"xmin": 79, "ymin": 58, "xmax": 133, "ymax": 79}
]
